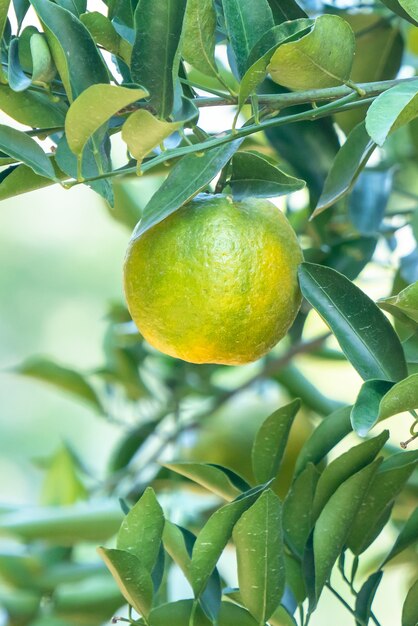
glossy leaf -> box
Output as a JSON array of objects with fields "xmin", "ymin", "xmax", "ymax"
[
  {"xmin": 8, "ymin": 37, "xmax": 31, "ymax": 91},
  {"xmin": 0, "ymin": 126, "xmax": 56, "ymax": 180},
  {"xmin": 383, "ymin": 507, "xmax": 418, "ymax": 565},
  {"xmin": 313, "ymin": 459, "xmax": 381, "ymax": 601},
  {"xmin": 31, "ymin": 0, "xmax": 109, "ymax": 100},
  {"xmin": 351, "ymin": 380, "xmax": 394, "ymax": 436},
  {"xmin": 80, "ymin": 11, "xmax": 131, "ymax": 63},
  {"xmin": 134, "ymin": 139, "xmax": 242, "ymax": 238},
  {"xmin": 233, "ymin": 489, "xmax": 285, "ymax": 623},
  {"xmin": 0, "ymin": 164, "xmax": 58, "ymax": 201},
  {"xmin": 269, "ymin": 15, "xmax": 355, "ymax": 90},
  {"xmin": 298, "ymin": 263, "xmax": 408, "ymax": 382},
  {"xmin": 230, "ymin": 151, "xmax": 305, "ymax": 200},
  {"xmin": 355, "ymin": 571, "xmax": 383, "ymax": 626},
  {"xmin": 347, "ymin": 451, "xmax": 418, "ymax": 554},
  {"xmin": 163, "ymin": 462, "xmax": 248, "ymax": 501},
  {"xmin": 182, "ymin": 0, "xmax": 217, "ymax": 77},
  {"xmin": 0, "ymin": 84, "xmax": 67, "ymax": 127},
  {"xmin": 295, "ymin": 405, "xmax": 352, "ymax": 477},
  {"xmin": 252, "ymin": 399, "xmax": 301, "ymax": 484},
  {"xmin": 0, "ymin": 503, "xmax": 123, "ymax": 543},
  {"xmin": 98, "ymin": 547, "xmax": 153, "ymax": 618},
  {"xmin": 366, "ymin": 79, "xmax": 418, "ymax": 146},
  {"xmin": 190, "ymin": 485, "xmax": 264, "ymax": 596},
  {"xmin": 378, "ymin": 281, "xmax": 418, "ymax": 324},
  {"xmin": 221, "ymin": 0, "xmax": 274, "ymax": 78},
  {"xmin": 402, "ymin": 579, "xmax": 418, "ymax": 626},
  {"xmin": 283, "ymin": 463, "xmax": 319, "ymax": 557},
  {"xmin": 131, "ymin": 0, "xmax": 187, "ymax": 118},
  {"xmin": 146, "ymin": 600, "xmax": 259, "ymax": 626},
  {"xmin": 238, "ymin": 20, "xmax": 313, "ymax": 113},
  {"xmin": 312, "ymin": 121, "xmax": 376, "ymax": 218},
  {"xmin": 117, "ymin": 487, "xmax": 164, "ymax": 571},
  {"xmin": 378, "ymin": 374, "xmax": 418, "ymax": 420},
  {"xmin": 312, "ymin": 431, "xmax": 388, "ymax": 519},
  {"xmin": 267, "ymin": 0, "xmax": 307, "ymax": 24},
  {"xmin": 122, "ymin": 110, "xmax": 180, "ymax": 165},
  {"xmin": 16, "ymin": 357, "xmax": 103, "ymax": 413},
  {"xmin": 66, "ymin": 85, "xmax": 147, "ymax": 156}
]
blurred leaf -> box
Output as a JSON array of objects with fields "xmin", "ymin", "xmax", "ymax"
[
  {"xmin": 347, "ymin": 450, "xmax": 418, "ymax": 554},
  {"xmin": 229, "ymin": 151, "xmax": 305, "ymax": 200},
  {"xmin": 191, "ymin": 484, "xmax": 265, "ymax": 596},
  {"xmin": 267, "ymin": 0, "xmax": 307, "ymax": 24},
  {"xmin": 283, "ymin": 463, "xmax": 319, "ymax": 557},
  {"xmin": 16, "ymin": 356, "xmax": 103, "ymax": 413},
  {"xmin": 131, "ymin": 0, "xmax": 187, "ymax": 118},
  {"xmin": 351, "ymin": 380, "xmax": 394, "ymax": 436},
  {"xmin": 366, "ymin": 79, "xmax": 418, "ymax": 146},
  {"xmin": 325, "ymin": 236, "xmax": 377, "ymax": 281},
  {"xmin": 0, "ymin": 503, "xmax": 123, "ymax": 543},
  {"xmin": 252, "ymin": 399, "xmax": 301, "ymax": 484},
  {"xmin": 109, "ymin": 422, "xmax": 157, "ymax": 473},
  {"xmin": 182, "ymin": 0, "xmax": 217, "ymax": 77},
  {"xmin": 233, "ymin": 490, "xmax": 285, "ymax": 623},
  {"xmin": 383, "ymin": 507, "xmax": 418, "ymax": 565},
  {"xmin": 238, "ymin": 20, "xmax": 313, "ymax": 114},
  {"xmin": 0, "ymin": 585, "xmax": 40, "ymax": 622},
  {"xmin": 269, "ymin": 15, "xmax": 355, "ymax": 90},
  {"xmin": 380, "ymin": 0, "xmax": 418, "ymax": 25},
  {"xmin": 134, "ymin": 140, "xmax": 242, "ymax": 238},
  {"xmin": 0, "ymin": 0, "xmax": 11, "ymax": 83},
  {"xmin": 0, "ymin": 125, "xmax": 56, "ymax": 180},
  {"xmin": 66, "ymin": 84, "xmax": 147, "ymax": 156},
  {"xmin": 163, "ymin": 462, "xmax": 249, "ymax": 501},
  {"xmin": 41, "ymin": 446, "xmax": 87, "ymax": 506},
  {"xmin": 0, "ymin": 84, "xmax": 67, "ymax": 126},
  {"xmin": 378, "ymin": 281, "xmax": 418, "ymax": 325},
  {"xmin": 378, "ymin": 373, "xmax": 418, "ymax": 420},
  {"xmin": 53, "ymin": 574, "xmax": 123, "ymax": 621},
  {"xmin": 312, "ymin": 121, "xmax": 375, "ymax": 218},
  {"xmin": 349, "ymin": 168, "xmax": 393, "ymax": 235},
  {"xmin": 295, "ymin": 405, "xmax": 352, "ymax": 477},
  {"xmin": 313, "ymin": 459, "xmax": 381, "ymax": 602},
  {"xmin": 298, "ymin": 263, "xmax": 408, "ymax": 382},
  {"xmin": 312, "ymin": 431, "xmax": 388, "ymax": 519},
  {"xmin": 221, "ymin": 0, "xmax": 274, "ymax": 78},
  {"xmin": 98, "ymin": 547, "xmax": 153, "ymax": 617},
  {"xmin": 122, "ymin": 110, "xmax": 180, "ymax": 165},
  {"xmin": 355, "ymin": 571, "xmax": 383, "ymax": 626},
  {"xmin": 31, "ymin": 0, "xmax": 109, "ymax": 100},
  {"xmin": 402, "ymin": 579, "xmax": 418, "ymax": 626},
  {"xmin": 0, "ymin": 163, "xmax": 59, "ymax": 200},
  {"xmin": 117, "ymin": 487, "xmax": 164, "ymax": 571}
]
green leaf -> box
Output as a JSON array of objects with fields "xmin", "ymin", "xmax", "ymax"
[
  {"xmin": 15, "ymin": 356, "xmax": 103, "ymax": 413},
  {"xmin": 8, "ymin": 37, "xmax": 32, "ymax": 91},
  {"xmin": 65, "ymin": 84, "xmax": 147, "ymax": 156},
  {"xmin": 163, "ymin": 462, "xmax": 249, "ymax": 501},
  {"xmin": 312, "ymin": 431, "xmax": 388, "ymax": 520},
  {"xmin": 347, "ymin": 451, "xmax": 418, "ymax": 554},
  {"xmin": 30, "ymin": 0, "xmax": 109, "ymax": 100},
  {"xmin": 0, "ymin": 84, "xmax": 67, "ymax": 127},
  {"xmin": 238, "ymin": 20, "xmax": 313, "ymax": 113},
  {"xmin": 230, "ymin": 151, "xmax": 305, "ymax": 200},
  {"xmin": 0, "ymin": 163, "xmax": 58, "ymax": 201},
  {"xmin": 0, "ymin": 0, "xmax": 11, "ymax": 83},
  {"xmin": 298, "ymin": 263, "xmax": 408, "ymax": 382},
  {"xmin": 133, "ymin": 139, "xmax": 242, "ymax": 238},
  {"xmin": 122, "ymin": 110, "xmax": 180, "ymax": 166},
  {"xmin": 402, "ymin": 579, "xmax": 418, "ymax": 626},
  {"xmin": 313, "ymin": 459, "xmax": 381, "ymax": 602},
  {"xmin": 252, "ymin": 399, "xmax": 301, "ymax": 484},
  {"xmin": 366, "ymin": 79, "xmax": 418, "ymax": 146},
  {"xmin": 131, "ymin": 0, "xmax": 188, "ymax": 119},
  {"xmin": 383, "ymin": 507, "xmax": 418, "ymax": 565},
  {"xmin": 282, "ymin": 463, "xmax": 319, "ymax": 557},
  {"xmin": 80, "ymin": 11, "xmax": 131, "ymax": 63},
  {"xmin": 97, "ymin": 547, "xmax": 153, "ymax": 618},
  {"xmin": 117, "ymin": 487, "xmax": 164, "ymax": 572},
  {"xmin": 378, "ymin": 374, "xmax": 418, "ymax": 420},
  {"xmin": 267, "ymin": 0, "xmax": 307, "ymax": 24},
  {"xmin": 0, "ymin": 126, "xmax": 56, "ymax": 180},
  {"xmin": 146, "ymin": 600, "xmax": 259, "ymax": 626},
  {"xmin": 162, "ymin": 521, "xmax": 192, "ymax": 579},
  {"xmin": 269, "ymin": 15, "xmax": 355, "ymax": 90},
  {"xmin": 351, "ymin": 380, "xmax": 394, "ymax": 436},
  {"xmin": 380, "ymin": 0, "xmax": 418, "ymax": 25},
  {"xmin": 40, "ymin": 446, "xmax": 87, "ymax": 506},
  {"xmin": 0, "ymin": 502, "xmax": 123, "ymax": 543},
  {"xmin": 355, "ymin": 571, "xmax": 383, "ymax": 626},
  {"xmin": 295, "ymin": 405, "xmax": 352, "ymax": 477},
  {"xmin": 378, "ymin": 281, "xmax": 418, "ymax": 324},
  {"xmin": 182, "ymin": 0, "xmax": 217, "ymax": 77},
  {"xmin": 233, "ymin": 489, "xmax": 285, "ymax": 623},
  {"xmin": 221, "ymin": 0, "xmax": 275, "ymax": 78},
  {"xmin": 190, "ymin": 485, "xmax": 265, "ymax": 596},
  {"xmin": 312, "ymin": 121, "xmax": 376, "ymax": 218}
]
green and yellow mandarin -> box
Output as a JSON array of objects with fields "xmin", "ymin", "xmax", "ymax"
[{"xmin": 124, "ymin": 194, "xmax": 303, "ymax": 365}]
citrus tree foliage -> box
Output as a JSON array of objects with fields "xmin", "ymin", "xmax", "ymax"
[{"xmin": 1, "ymin": 0, "xmax": 418, "ymax": 626}]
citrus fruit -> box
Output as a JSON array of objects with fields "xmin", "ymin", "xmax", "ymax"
[{"xmin": 123, "ymin": 194, "xmax": 303, "ymax": 365}]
